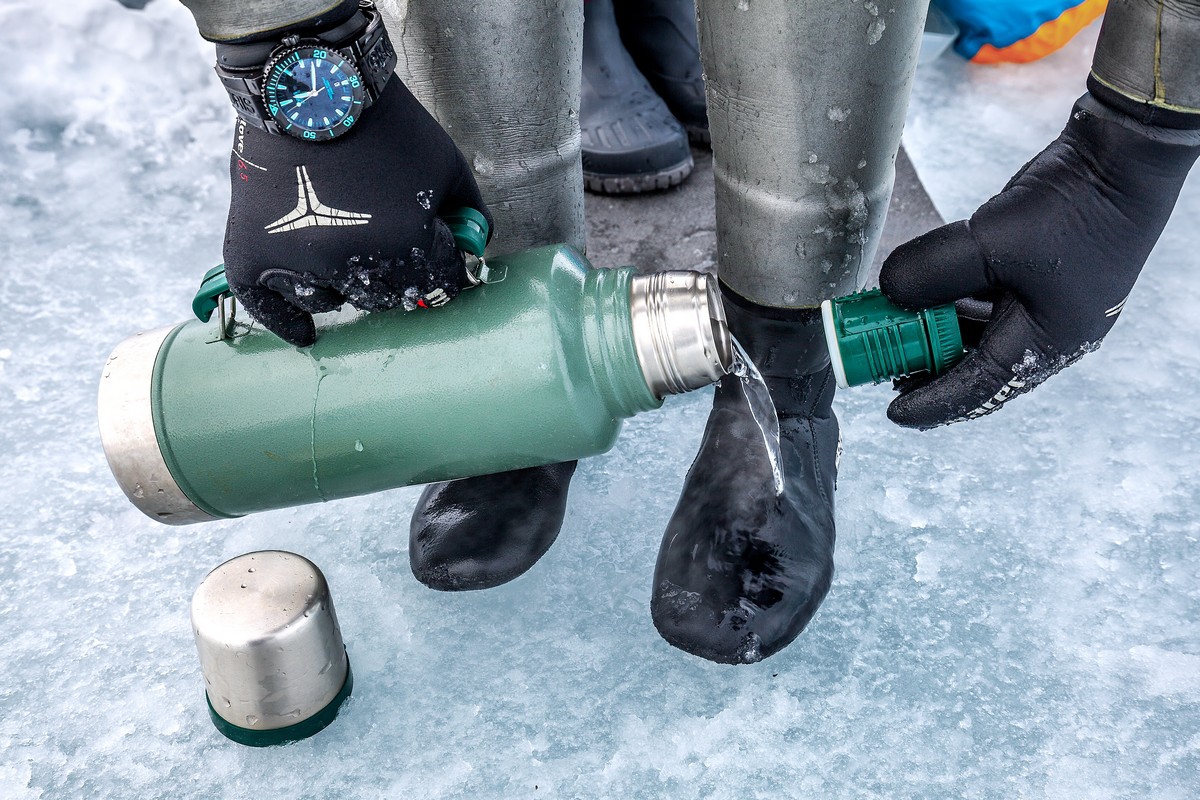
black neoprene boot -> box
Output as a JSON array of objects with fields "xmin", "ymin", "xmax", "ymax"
[
  {"xmin": 651, "ymin": 287, "xmax": 839, "ymax": 664},
  {"xmin": 409, "ymin": 461, "xmax": 578, "ymax": 590},
  {"xmin": 582, "ymin": 0, "xmax": 694, "ymax": 194},
  {"xmin": 613, "ymin": 0, "xmax": 709, "ymax": 145}
]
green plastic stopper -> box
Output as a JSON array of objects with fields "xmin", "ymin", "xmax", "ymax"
[
  {"xmin": 820, "ymin": 289, "xmax": 964, "ymax": 389},
  {"xmin": 440, "ymin": 206, "xmax": 491, "ymax": 258}
]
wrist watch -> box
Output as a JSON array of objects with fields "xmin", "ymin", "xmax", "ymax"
[{"xmin": 214, "ymin": 0, "xmax": 397, "ymax": 142}]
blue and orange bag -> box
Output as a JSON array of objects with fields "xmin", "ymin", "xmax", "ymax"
[{"xmin": 936, "ymin": 0, "xmax": 1107, "ymax": 63}]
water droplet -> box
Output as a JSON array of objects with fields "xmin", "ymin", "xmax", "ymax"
[
  {"xmin": 736, "ymin": 0, "xmax": 750, "ymax": 10},
  {"xmin": 867, "ymin": 18, "xmax": 886, "ymax": 45},
  {"xmin": 246, "ymin": 715, "xmax": 259, "ymax": 726},
  {"xmin": 354, "ymin": 440, "xmax": 364, "ymax": 452},
  {"xmin": 473, "ymin": 153, "xmax": 495, "ymax": 177},
  {"xmin": 738, "ymin": 633, "xmax": 764, "ymax": 663}
]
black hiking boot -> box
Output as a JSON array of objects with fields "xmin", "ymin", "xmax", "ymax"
[
  {"xmin": 613, "ymin": 0, "xmax": 709, "ymax": 145},
  {"xmin": 409, "ymin": 461, "xmax": 578, "ymax": 590},
  {"xmin": 582, "ymin": 0, "xmax": 693, "ymax": 194},
  {"xmin": 651, "ymin": 286, "xmax": 839, "ymax": 664}
]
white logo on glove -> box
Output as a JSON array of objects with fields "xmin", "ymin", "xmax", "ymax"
[{"xmin": 266, "ymin": 166, "xmax": 372, "ymax": 234}]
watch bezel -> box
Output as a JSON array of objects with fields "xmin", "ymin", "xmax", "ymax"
[{"xmin": 261, "ymin": 43, "xmax": 367, "ymax": 142}]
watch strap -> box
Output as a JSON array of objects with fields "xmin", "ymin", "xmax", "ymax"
[
  {"xmin": 213, "ymin": 0, "xmax": 396, "ymax": 136},
  {"xmin": 215, "ymin": 69, "xmax": 277, "ymax": 134},
  {"xmin": 344, "ymin": 6, "xmax": 396, "ymax": 100}
]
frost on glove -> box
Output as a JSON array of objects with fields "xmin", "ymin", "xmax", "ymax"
[{"xmin": 223, "ymin": 78, "xmax": 490, "ymax": 347}]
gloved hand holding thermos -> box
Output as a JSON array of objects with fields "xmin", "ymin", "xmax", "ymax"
[{"xmin": 208, "ymin": 0, "xmax": 492, "ymax": 347}]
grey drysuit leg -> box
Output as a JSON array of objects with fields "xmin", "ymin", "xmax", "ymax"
[
  {"xmin": 381, "ymin": 2, "xmax": 587, "ymax": 592},
  {"xmin": 696, "ymin": 0, "xmax": 928, "ymax": 308},
  {"xmin": 378, "ymin": 1, "xmax": 586, "ymax": 256},
  {"xmin": 648, "ymin": 1, "xmax": 929, "ymax": 664}
]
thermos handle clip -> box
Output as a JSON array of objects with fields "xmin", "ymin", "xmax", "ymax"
[
  {"xmin": 193, "ymin": 265, "xmax": 237, "ymax": 340},
  {"xmin": 441, "ymin": 207, "xmax": 505, "ymax": 287}
]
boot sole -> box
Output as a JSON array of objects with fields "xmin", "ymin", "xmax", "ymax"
[{"xmin": 583, "ymin": 154, "xmax": 694, "ymax": 195}]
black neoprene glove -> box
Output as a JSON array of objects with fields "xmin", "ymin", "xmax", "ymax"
[
  {"xmin": 224, "ymin": 78, "xmax": 490, "ymax": 347},
  {"xmin": 879, "ymin": 92, "xmax": 1200, "ymax": 429}
]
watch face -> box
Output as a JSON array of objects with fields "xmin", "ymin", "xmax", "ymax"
[{"xmin": 263, "ymin": 46, "xmax": 367, "ymax": 141}]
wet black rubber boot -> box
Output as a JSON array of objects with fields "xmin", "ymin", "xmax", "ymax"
[
  {"xmin": 651, "ymin": 287, "xmax": 839, "ymax": 664},
  {"xmin": 613, "ymin": 0, "xmax": 709, "ymax": 145},
  {"xmin": 582, "ymin": 0, "xmax": 694, "ymax": 194},
  {"xmin": 409, "ymin": 461, "xmax": 578, "ymax": 591}
]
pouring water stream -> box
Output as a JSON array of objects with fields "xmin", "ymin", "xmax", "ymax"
[{"xmin": 729, "ymin": 337, "xmax": 784, "ymax": 496}]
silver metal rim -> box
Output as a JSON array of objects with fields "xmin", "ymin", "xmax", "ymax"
[
  {"xmin": 629, "ymin": 271, "xmax": 733, "ymax": 398},
  {"xmin": 97, "ymin": 325, "xmax": 216, "ymax": 525}
]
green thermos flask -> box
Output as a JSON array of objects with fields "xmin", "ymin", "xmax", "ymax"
[{"xmin": 98, "ymin": 211, "xmax": 732, "ymax": 525}]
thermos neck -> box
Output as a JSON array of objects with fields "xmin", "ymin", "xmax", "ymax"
[{"xmin": 628, "ymin": 271, "xmax": 733, "ymax": 398}]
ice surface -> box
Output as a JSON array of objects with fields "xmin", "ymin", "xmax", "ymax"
[{"xmin": 2, "ymin": 3, "xmax": 1199, "ymax": 797}]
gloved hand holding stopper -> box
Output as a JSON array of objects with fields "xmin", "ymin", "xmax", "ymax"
[{"xmin": 879, "ymin": 92, "xmax": 1200, "ymax": 429}]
